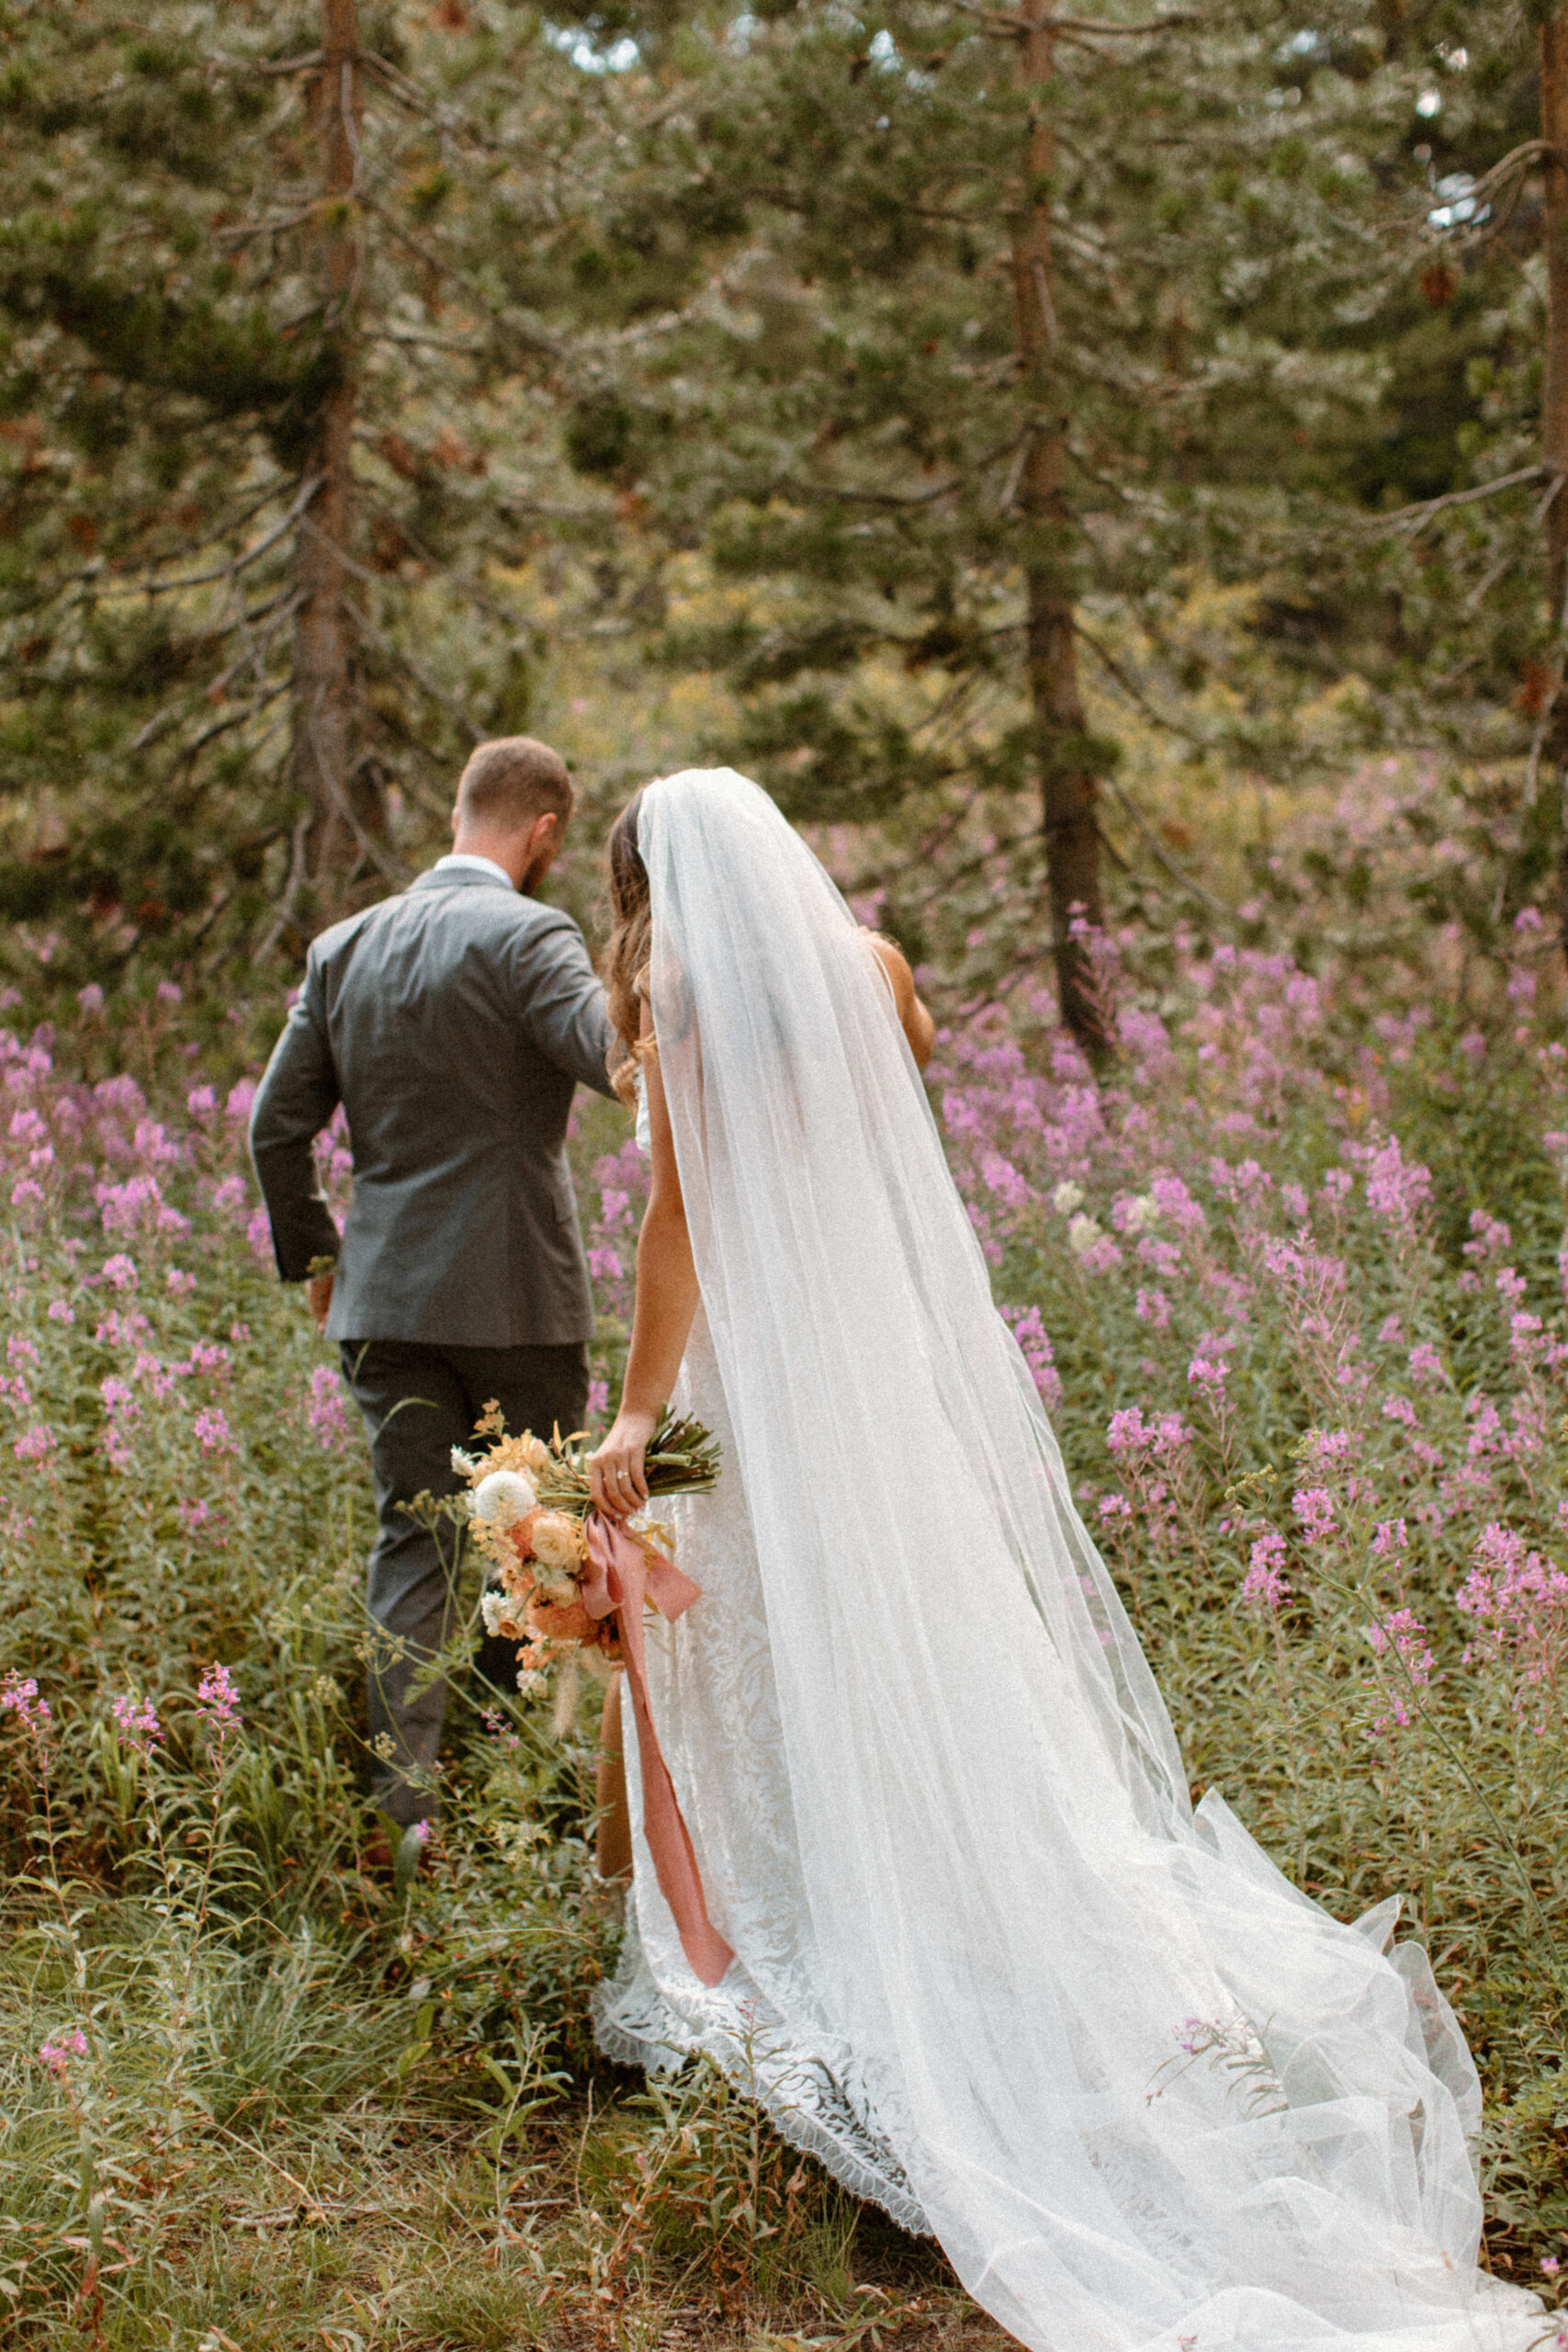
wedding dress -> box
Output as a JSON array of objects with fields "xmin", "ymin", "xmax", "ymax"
[{"xmin": 592, "ymin": 769, "xmax": 1547, "ymax": 2352}]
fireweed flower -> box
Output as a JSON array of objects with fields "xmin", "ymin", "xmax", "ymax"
[
  {"xmin": 1002, "ymin": 1306, "xmax": 1062, "ymax": 1414},
  {"xmin": 100, "ymin": 1253, "xmax": 138, "ymax": 1292},
  {"xmin": 38, "ymin": 2029, "xmax": 87, "ymax": 2075},
  {"xmin": 1365, "ymin": 1609, "xmax": 1436, "ymax": 1734},
  {"xmin": 196, "ymin": 1663, "xmax": 242, "ymax": 1738},
  {"xmin": 1241, "ymin": 1531, "xmax": 1290, "ymax": 1611},
  {"xmin": 1292, "ymin": 1487, "xmax": 1337, "ymax": 1542},
  {"xmin": 306, "ymin": 1364, "xmax": 354, "ymax": 1454},
  {"xmin": 12, "ymin": 1424, "xmax": 54, "ymax": 1465},
  {"xmin": 193, "ymin": 1408, "xmax": 237, "ymax": 1457},
  {"xmin": 112, "ymin": 1691, "xmax": 164, "ymax": 1752},
  {"xmin": 1, "ymin": 1671, "xmax": 51, "ymax": 1735},
  {"xmin": 1361, "ymin": 1137, "xmax": 1433, "ymax": 1235}
]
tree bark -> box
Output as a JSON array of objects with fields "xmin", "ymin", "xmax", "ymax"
[
  {"xmin": 1009, "ymin": 0, "xmax": 1109, "ymax": 1057},
  {"xmin": 291, "ymin": 0, "xmax": 370, "ymax": 923}
]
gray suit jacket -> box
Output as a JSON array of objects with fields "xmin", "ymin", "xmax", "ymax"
[{"xmin": 249, "ymin": 866, "xmax": 617, "ymax": 1347}]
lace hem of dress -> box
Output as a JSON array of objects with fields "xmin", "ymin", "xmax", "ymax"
[{"xmin": 590, "ymin": 1975, "xmax": 931, "ymax": 2238}]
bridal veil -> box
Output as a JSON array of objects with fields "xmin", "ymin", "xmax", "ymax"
[{"xmin": 606, "ymin": 766, "xmax": 1545, "ymax": 2352}]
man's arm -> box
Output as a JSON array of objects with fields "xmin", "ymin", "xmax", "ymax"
[
  {"xmin": 515, "ymin": 912, "xmax": 618, "ymax": 1098},
  {"xmin": 249, "ymin": 965, "xmax": 344, "ymax": 1284}
]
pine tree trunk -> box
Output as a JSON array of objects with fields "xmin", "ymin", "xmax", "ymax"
[
  {"xmin": 1009, "ymin": 0, "xmax": 1109, "ymax": 1057},
  {"xmin": 1542, "ymin": 12, "xmax": 1568, "ymax": 961},
  {"xmin": 291, "ymin": 0, "xmax": 367, "ymax": 922}
]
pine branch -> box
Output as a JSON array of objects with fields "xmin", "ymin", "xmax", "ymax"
[
  {"xmin": 208, "ymin": 49, "xmax": 327, "ymax": 79},
  {"xmin": 94, "ymin": 475, "xmax": 324, "ymax": 600},
  {"xmin": 976, "ymin": 5, "xmax": 1196, "ymax": 38},
  {"xmin": 1350, "ymin": 464, "xmax": 1549, "ymax": 541},
  {"xmin": 1101, "ymin": 775, "xmax": 1234, "ymax": 917},
  {"xmin": 126, "ymin": 589, "xmax": 301, "ymax": 752},
  {"xmin": 1073, "ymin": 618, "xmax": 1215, "ymax": 753},
  {"xmin": 351, "ymin": 602, "xmax": 485, "ymax": 745},
  {"xmin": 355, "ymin": 192, "xmax": 562, "ymax": 368}
]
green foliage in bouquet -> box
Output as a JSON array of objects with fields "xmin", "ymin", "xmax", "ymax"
[{"xmin": 531, "ymin": 1408, "xmax": 723, "ymax": 1522}]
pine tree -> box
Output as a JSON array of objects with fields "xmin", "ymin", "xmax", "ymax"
[
  {"xmin": 564, "ymin": 0, "xmax": 1451, "ymax": 1045},
  {"xmin": 0, "ymin": 0, "xmax": 706, "ymax": 975},
  {"xmin": 1189, "ymin": 1, "xmax": 1568, "ymax": 957}
]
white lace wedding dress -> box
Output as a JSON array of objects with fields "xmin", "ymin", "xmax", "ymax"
[{"xmin": 592, "ymin": 770, "xmax": 1547, "ymax": 2352}]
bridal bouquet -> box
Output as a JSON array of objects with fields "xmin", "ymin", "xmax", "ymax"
[{"xmin": 454, "ymin": 1408, "xmax": 721, "ymax": 1697}]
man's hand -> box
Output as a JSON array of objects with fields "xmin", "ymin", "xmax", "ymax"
[{"xmin": 306, "ymin": 1267, "xmax": 335, "ymax": 1334}]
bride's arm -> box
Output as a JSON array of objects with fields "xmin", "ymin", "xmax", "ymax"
[
  {"xmin": 870, "ymin": 934, "xmax": 936, "ymax": 1069},
  {"xmin": 587, "ymin": 1041, "xmax": 699, "ymax": 1521}
]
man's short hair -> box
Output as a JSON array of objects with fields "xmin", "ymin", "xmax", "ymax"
[{"xmin": 454, "ymin": 738, "xmax": 573, "ymax": 832}]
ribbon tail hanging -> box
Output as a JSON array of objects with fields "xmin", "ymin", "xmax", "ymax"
[{"xmin": 584, "ymin": 1512, "xmax": 735, "ymax": 1987}]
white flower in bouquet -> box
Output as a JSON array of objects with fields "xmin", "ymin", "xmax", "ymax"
[
  {"xmin": 480, "ymin": 1588, "xmax": 526, "ymax": 1640},
  {"xmin": 1067, "ymin": 1212, "xmax": 1103, "ymax": 1258},
  {"xmin": 516, "ymin": 1667, "xmax": 550, "ymax": 1699},
  {"xmin": 1052, "ymin": 1181, "xmax": 1084, "ymax": 1216},
  {"xmin": 530, "ymin": 1509, "xmax": 583, "ymax": 1574},
  {"xmin": 451, "ymin": 1446, "xmax": 479, "ymax": 1476},
  {"xmin": 472, "ymin": 1468, "xmax": 537, "ymax": 1527}
]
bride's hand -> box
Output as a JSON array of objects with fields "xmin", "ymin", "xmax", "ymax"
[{"xmin": 590, "ymin": 1407, "xmax": 658, "ymax": 1521}]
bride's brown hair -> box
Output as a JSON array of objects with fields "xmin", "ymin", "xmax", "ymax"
[{"xmin": 602, "ymin": 788, "xmax": 649, "ymax": 1106}]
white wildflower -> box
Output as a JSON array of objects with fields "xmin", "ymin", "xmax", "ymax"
[
  {"xmin": 1122, "ymin": 1193, "xmax": 1160, "ymax": 1234},
  {"xmin": 472, "ymin": 1468, "xmax": 537, "ymax": 1527},
  {"xmin": 450, "ymin": 1446, "xmax": 479, "ymax": 1476},
  {"xmin": 1067, "ymin": 1212, "xmax": 1103, "ymax": 1258},
  {"xmin": 515, "ymin": 1668, "xmax": 550, "ymax": 1699},
  {"xmin": 1051, "ymin": 1181, "xmax": 1085, "ymax": 1216},
  {"xmin": 479, "ymin": 1589, "xmax": 507, "ymax": 1636}
]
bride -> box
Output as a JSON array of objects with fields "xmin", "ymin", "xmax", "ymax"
[{"xmin": 581, "ymin": 766, "xmax": 1547, "ymax": 2352}]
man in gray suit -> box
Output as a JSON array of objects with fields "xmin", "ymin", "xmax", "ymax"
[{"xmin": 250, "ymin": 737, "xmax": 616, "ymax": 1829}]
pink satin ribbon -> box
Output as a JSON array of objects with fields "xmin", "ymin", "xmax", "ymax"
[{"xmin": 582, "ymin": 1512, "xmax": 735, "ymax": 1987}]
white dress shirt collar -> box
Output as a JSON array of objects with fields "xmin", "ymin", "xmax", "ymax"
[{"xmin": 432, "ymin": 851, "xmax": 515, "ymax": 891}]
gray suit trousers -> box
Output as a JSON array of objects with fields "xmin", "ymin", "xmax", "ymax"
[{"xmin": 342, "ymin": 1337, "xmax": 588, "ymax": 1825}]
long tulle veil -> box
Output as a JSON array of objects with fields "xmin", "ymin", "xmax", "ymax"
[{"xmin": 638, "ymin": 768, "xmax": 1544, "ymax": 2352}]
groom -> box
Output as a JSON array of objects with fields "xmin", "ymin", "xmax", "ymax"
[{"xmin": 250, "ymin": 736, "xmax": 617, "ymax": 1830}]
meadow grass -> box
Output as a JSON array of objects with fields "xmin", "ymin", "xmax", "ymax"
[{"xmin": 0, "ymin": 942, "xmax": 1566, "ymax": 2346}]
